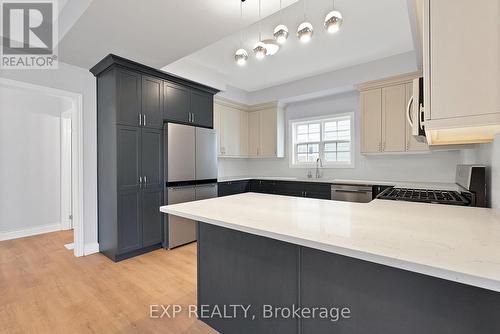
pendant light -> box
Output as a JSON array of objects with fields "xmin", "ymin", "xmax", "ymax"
[
  {"xmin": 273, "ymin": 0, "xmax": 289, "ymax": 44},
  {"xmin": 234, "ymin": 0, "xmax": 248, "ymax": 66},
  {"xmin": 324, "ymin": 0, "xmax": 343, "ymax": 33},
  {"xmin": 297, "ymin": 0, "xmax": 313, "ymax": 43},
  {"xmin": 253, "ymin": 0, "xmax": 267, "ymax": 59}
]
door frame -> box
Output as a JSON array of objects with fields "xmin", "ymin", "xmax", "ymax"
[
  {"xmin": 61, "ymin": 110, "xmax": 73, "ymax": 230},
  {"xmin": 0, "ymin": 78, "xmax": 85, "ymax": 257}
]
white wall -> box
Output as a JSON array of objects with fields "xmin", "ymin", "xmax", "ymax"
[
  {"xmin": 0, "ymin": 62, "xmax": 97, "ymax": 252},
  {"xmin": 218, "ymin": 91, "xmax": 462, "ymax": 183},
  {"xmin": 0, "ymin": 88, "xmax": 64, "ymax": 237}
]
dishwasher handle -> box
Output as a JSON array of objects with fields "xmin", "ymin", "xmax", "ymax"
[
  {"xmin": 331, "ymin": 184, "xmax": 373, "ymax": 203},
  {"xmin": 334, "ymin": 189, "xmax": 372, "ymax": 194}
]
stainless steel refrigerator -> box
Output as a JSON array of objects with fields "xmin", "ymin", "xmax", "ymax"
[{"xmin": 165, "ymin": 123, "xmax": 218, "ymax": 249}]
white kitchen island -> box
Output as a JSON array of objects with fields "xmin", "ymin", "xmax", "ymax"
[{"xmin": 160, "ymin": 192, "xmax": 500, "ymax": 334}]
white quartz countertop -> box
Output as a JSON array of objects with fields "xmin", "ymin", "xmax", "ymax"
[
  {"xmin": 217, "ymin": 176, "xmax": 462, "ymax": 191},
  {"xmin": 160, "ymin": 193, "xmax": 500, "ymax": 292}
]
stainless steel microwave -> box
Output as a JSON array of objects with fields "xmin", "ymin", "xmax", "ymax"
[{"xmin": 407, "ymin": 77, "xmax": 427, "ymax": 143}]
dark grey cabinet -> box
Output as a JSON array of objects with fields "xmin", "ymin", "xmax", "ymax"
[
  {"xmin": 191, "ymin": 90, "xmax": 213, "ymax": 128},
  {"xmin": 198, "ymin": 224, "xmax": 299, "ymax": 334},
  {"xmin": 303, "ymin": 182, "xmax": 331, "ymax": 199},
  {"xmin": 141, "ymin": 128, "xmax": 163, "ymax": 188},
  {"xmin": 117, "ymin": 126, "xmax": 141, "ymax": 192},
  {"xmin": 164, "ymin": 83, "xmax": 190, "ymax": 124},
  {"xmin": 163, "ymin": 82, "xmax": 214, "ymax": 128},
  {"xmin": 117, "ymin": 189, "xmax": 142, "ymax": 253},
  {"xmin": 116, "ymin": 69, "xmax": 141, "ymax": 127},
  {"xmin": 250, "ymin": 180, "xmax": 331, "ymax": 199},
  {"xmin": 275, "ymin": 181, "xmax": 304, "ymax": 197},
  {"xmin": 141, "ymin": 75, "xmax": 163, "ymax": 129},
  {"xmin": 218, "ymin": 180, "xmax": 250, "ymax": 197},
  {"xmin": 105, "ymin": 122, "xmax": 163, "ymax": 260},
  {"xmin": 92, "ymin": 54, "xmax": 218, "ymax": 261},
  {"xmin": 141, "ymin": 188, "xmax": 163, "ymax": 247},
  {"xmin": 250, "ymin": 179, "xmax": 277, "ymax": 194}
]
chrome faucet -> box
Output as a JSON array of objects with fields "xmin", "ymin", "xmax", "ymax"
[{"xmin": 315, "ymin": 158, "xmax": 323, "ymax": 179}]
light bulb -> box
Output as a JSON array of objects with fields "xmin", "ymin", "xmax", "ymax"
[
  {"xmin": 297, "ymin": 22, "xmax": 313, "ymax": 43},
  {"xmin": 324, "ymin": 10, "xmax": 343, "ymax": 33},
  {"xmin": 253, "ymin": 42, "xmax": 267, "ymax": 59},
  {"xmin": 273, "ymin": 24, "xmax": 289, "ymax": 44},
  {"xmin": 234, "ymin": 48, "xmax": 248, "ymax": 66}
]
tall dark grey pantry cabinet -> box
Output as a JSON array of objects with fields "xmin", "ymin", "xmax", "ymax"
[{"xmin": 91, "ymin": 54, "xmax": 218, "ymax": 261}]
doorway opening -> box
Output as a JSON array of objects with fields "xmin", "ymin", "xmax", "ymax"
[{"xmin": 0, "ymin": 78, "xmax": 84, "ymax": 256}]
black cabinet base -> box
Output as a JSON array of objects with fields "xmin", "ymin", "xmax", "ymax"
[
  {"xmin": 100, "ymin": 243, "xmax": 162, "ymax": 262},
  {"xmin": 198, "ymin": 224, "xmax": 500, "ymax": 334}
]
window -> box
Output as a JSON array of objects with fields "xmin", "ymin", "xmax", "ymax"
[{"xmin": 289, "ymin": 113, "xmax": 354, "ymax": 168}]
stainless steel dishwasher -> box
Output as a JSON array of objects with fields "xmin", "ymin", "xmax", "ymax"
[{"xmin": 331, "ymin": 184, "xmax": 373, "ymax": 203}]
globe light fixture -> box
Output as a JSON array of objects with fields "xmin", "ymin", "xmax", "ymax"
[
  {"xmin": 273, "ymin": 0, "xmax": 288, "ymax": 44},
  {"xmin": 262, "ymin": 39, "xmax": 280, "ymax": 56},
  {"xmin": 235, "ymin": 1, "xmax": 248, "ymax": 66},
  {"xmin": 273, "ymin": 25, "xmax": 289, "ymax": 44},
  {"xmin": 234, "ymin": 48, "xmax": 248, "ymax": 66},
  {"xmin": 253, "ymin": 42, "xmax": 267, "ymax": 59},
  {"xmin": 324, "ymin": 10, "xmax": 343, "ymax": 33},
  {"xmin": 297, "ymin": 22, "xmax": 313, "ymax": 43}
]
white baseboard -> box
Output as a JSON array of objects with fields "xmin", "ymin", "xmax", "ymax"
[
  {"xmin": 0, "ymin": 223, "xmax": 62, "ymax": 241},
  {"xmin": 84, "ymin": 242, "xmax": 99, "ymax": 256}
]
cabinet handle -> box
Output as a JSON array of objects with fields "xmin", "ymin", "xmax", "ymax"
[
  {"xmin": 406, "ymin": 95, "xmax": 414, "ymax": 127},
  {"xmin": 188, "ymin": 113, "xmax": 192, "ymax": 122},
  {"xmin": 192, "ymin": 113, "xmax": 195, "ymax": 123},
  {"xmin": 143, "ymin": 114, "xmax": 146, "ymax": 126},
  {"xmin": 138, "ymin": 114, "xmax": 142, "ymax": 126},
  {"xmin": 144, "ymin": 176, "xmax": 147, "ymax": 187},
  {"xmin": 139, "ymin": 176, "xmax": 143, "ymax": 188}
]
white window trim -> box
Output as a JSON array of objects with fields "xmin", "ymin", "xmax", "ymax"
[{"xmin": 288, "ymin": 112, "xmax": 355, "ymax": 169}]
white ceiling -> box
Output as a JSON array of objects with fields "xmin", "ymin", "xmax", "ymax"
[
  {"xmin": 164, "ymin": 0, "xmax": 415, "ymax": 92},
  {"xmin": 56, "ymin": 0, "xmax": 298, "ymax": 69}
]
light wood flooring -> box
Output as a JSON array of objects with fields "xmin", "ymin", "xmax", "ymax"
[{"xmin": 0, "ymin": 230, "xmax": 218, "ymax": 334}]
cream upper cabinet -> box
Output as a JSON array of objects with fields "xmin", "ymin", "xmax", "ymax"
[
  {"xmin": 220, "ymin": 105, "xmax": 241, "ymax": 156},
  {"xmin": 361, "ymin": 89, "xmax": 382, "ymax": 153},
  {"xmin": 214, "ymin": 98, "xmax": 284, "ymax": 158},
  {"xmin": 248, "ymin": 111, "xmax": 260, "ymax": 156},
  {"xmin": 259, "ymin": 108, "xmax": 278, "ymax": 157},
  {"xmin": 423, "ymin": 0, "xmax": 500, "ymax": 144},
  {"xmin": 239, "ymin": 111, "xmax": 249, "ymax": 156},
  {"xmin": 382, "ymin": 85, "xmax": 406, "ymax": 152},
  {"xmin": 359, "ymin": 73, "xmax": 427, "ymax": 154},
  {"xmin": 214, "ymin": 98, "xmax": 246, "ymax": 157},
  {"xmin": 405, "ymin": 83, "xmax": 429, "ymax": 152},
  {"xmin": 248, "ymin": 107, "xmax": 285, "ymax": 158}
]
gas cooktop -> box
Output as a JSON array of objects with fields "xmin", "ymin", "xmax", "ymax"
[{"xmin": 377, "ymin": 187, "xmax": 471, "ymax": 206}]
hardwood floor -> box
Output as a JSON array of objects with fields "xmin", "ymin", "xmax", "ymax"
[{"xmin": 0, "ymin": 231, "xmax": 218, "ymax": 334}]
